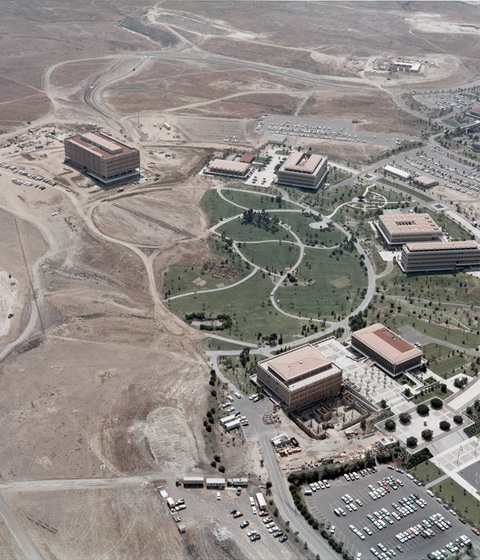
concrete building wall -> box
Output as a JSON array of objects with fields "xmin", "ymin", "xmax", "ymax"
[{"xmin": 400, "ymin": 244, "xmax": 480, "ymax": 272}]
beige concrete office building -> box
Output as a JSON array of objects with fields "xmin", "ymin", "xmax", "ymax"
[
  {"xmin": 64, "ymin": 131, "xmax": 140, "ymax": 185},
  {"xmin": 400, "ymin": 240, "xmax": 480, "ymax": 273},
  {"xmin": 206, "ymin": 159, "xmax": 251, "ymax": 178},
  {"xmin": 377, "ymin": 213, "xmax": 442, "ymax": 246},
  {"xmin": 257, "ymin": 345, "xmax": 342, "ymax": 411},
  {"xmin": 351, "ymin": 323, "xmax": 422, "ymax": 376},
  {"xmin": 276, "ymin": 152, "xmax": 328, "ymax": 190}
]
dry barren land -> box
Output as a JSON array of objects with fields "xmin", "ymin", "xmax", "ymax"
[{"xmin": 0, "ymin": 1, "xmax": 479, "ymax": 558}]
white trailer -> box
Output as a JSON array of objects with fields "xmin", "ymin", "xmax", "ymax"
[
  {"xmin": 256, "ymin": 492, "xmax": 267, "ymax": 511},
  {"xmin": 220, "ymin": 414, "xmax": 237, "ymax": 426},
  {"xmin": 224, "ymin": 419, "xmax": 241, "ymax": 432}
]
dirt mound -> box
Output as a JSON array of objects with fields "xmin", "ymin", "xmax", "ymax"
[{"xmin": 145, "ymin": 407, "xmax": 199, "ymax": 472}]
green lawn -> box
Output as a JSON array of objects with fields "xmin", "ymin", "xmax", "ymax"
[
  {"xmin": 431, "ymin": 477, "xmax": 480, "ymax": 526},
  {"xmin": 218, "ymin": 354, "xmax": 260, "ymax": 395},
  {"xmin": 239, "ymin": 241, "xmax": 300, "ymax": 271},
  {"xmin": 221, "ymin": 189, "xmax": 296, "ymax": 211},
  {"xmin": 423, "ymin": 343, "xmax": 454, "ymax": 361},
  {"xmin": 271, "ymin": 212, "xmax": 346, "ymax": 246},
  {"xmin": 167, "ymin": 270, "xmax": 304, "ymax": 343},
  {"xmin": 206, "ymin": 338, "xmax": 248, "ymax": 351},
  {"xmin": 201, "ymin": 189, "xmax": 242, "ymax": 226},
  {"xmin": 412, "ymin": 385, "xmax": 453, "ymax": 403},
  {"xmin": 408, "ymin": 459, "xmax": 445, "ymax": 485},
  {"xmin": 424, "ymin": 209, "xmax": 471, "ymax": 241},
  {"xmin": 430, "ymin": 355, "xmax": 468, "ymax": 377},
  {"xmin": 162, "ymin": 238, "xmax": 248, "ymax": 298},
  {"xmin": 383, "ymin": 312, "xmax": 480, "ymax": 349},
  {"xmin": 275, "ymin": 248, "xmax": 368, "ymax": 320},
  {"xmin": 379, "ymin": 178, "xmax": 434, "ymax": 202},
  {"xmin": 219, "ymin": 217, "xmax": 295, "ymax": 242},
  {"xmin": 382, "ymin": 267, "xmax": 480, "ymax": 306}
]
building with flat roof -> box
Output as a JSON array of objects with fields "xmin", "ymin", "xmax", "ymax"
[
  {"xmin": 256, "ymin": 344, "xmax": 342, "ymax": 411},
  {"xmin": 206, "ymin": 159, "xmax": 251, "ymax": 178},
  {"xmin": 383, "ymin": 165, "xmax": 410, "ymax": 180},
  {"xmin": 390, "ymin": 60, "xmax": 421, "ymax": 73},
  {"xmin": 468, "ymin": 106, "xmax": 480, "ymax": 119},
  {"xmin": 399, "ymin": 240, "xmax": 480, "ymax": 273},
  {"xmin": 64, "ymin": 131, "xmax": 140, "ymax": 186},
  {"xmin": 239, "ymin": 153, "xmax": 255, "ymax": 164},
  {"xmin": 413, "ymin": 175, "xmax": 439, "ymax": 189},
  {"xmin": 276, "ymin": 151, "xmax": 328, "ymax": 190},
  {"xmin": 377, "ymin": 213, "xmax": 442, "ymax": 246},
  {"xmin": 351, "ymin": 323, "xmax": 422, "ymax": 376}
]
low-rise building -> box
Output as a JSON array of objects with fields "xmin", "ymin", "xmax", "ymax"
[
  {"xmin": 377, "ymin": 213, "xmax": 442, "ymax": 246},
  {"xmin": 399, "ymin": 240, "xmax": 480, "ymax": 273},
  {"xmin": 257, "ymin": 345, "xmax": 342, "ymax": 411},
  {"xmin": 206, "ymin": 478, "xmax": 226, "ymax": 489},
  {"xmin": 351, "ymin": 323, "xmax": 422, "ymax": 376},
  {"xmin": 383, "ymin": 165, "xmax": 410, "ymax": 180},
  {"xmin": 182, "ymin": 477, "xmax": 204, "ymax": 488},
  {"xmin": 276, "ymin": 151, "xmax": 328, "ymax": 190},
  {"xmin": 413, "ymin": 175, "xmax": 439, "ymax": 189},
  {"xmin": 64, "ymin": 131, "xmax": 140, "ymax": 186},
  {"xmin": 206, "ymin": 159, "xmax": 251, "ymax": 178}
]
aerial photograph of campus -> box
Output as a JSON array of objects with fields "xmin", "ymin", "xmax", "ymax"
[{"xmin": 2, "ymin": 1, "xmax": 480, "ymax": 559}]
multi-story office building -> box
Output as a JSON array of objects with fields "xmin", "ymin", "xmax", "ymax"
[
  {"xmin": 276, "ymin": 152, "xmax": 328, "ymax": 190},
  {"xmin": 351, "ymin": 323, "xmax": 423, "ymax": 376},
  {"xmin": 400, "ymin": 240, "xmax": 480, "ymax": 273},
  {"xmin": 377, "ymin": 213, "xmax": 443, "ymax": 246},
  {"xmin": 257, "ymin": 345, "xmax": 342, "ymax": 411},
  {"xmin": 64, "ymin": 131, "xmax": 140, "ymax": 186}
]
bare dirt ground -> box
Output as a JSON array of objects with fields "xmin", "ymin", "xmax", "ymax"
[{"xmin": 0, "ymin": 1, "xmax": 479, "ymax": 558}]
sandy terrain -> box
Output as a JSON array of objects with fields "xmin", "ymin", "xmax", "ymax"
[{"xmin": 0, "ymin": 1, "xmax": 479, "ymax": 558}]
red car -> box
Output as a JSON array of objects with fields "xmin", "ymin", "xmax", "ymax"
[{"xmin": 471, "ymin": 527, "xmax": 480, "ymax": 535}]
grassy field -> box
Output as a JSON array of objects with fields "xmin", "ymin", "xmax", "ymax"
[
  {"xmin": 221, "ymin": 189, "xmax": 296, "ymax": 210},
  {"xmin": 201, "ymin": 189, "xmax": 242, "ymax": 225},
  {"xmin": 162, "ymin": 238, "xmax": 248, "ymax": 297},
  {"xmin": 370, "ymin": 295, "xmax": 480, "ymax": 351},
  {"xmin": 275, "ymin": 248, "xmax": 368, "ymax": 320},
  {"xmin": 167, "ymin": 270, "xmax": 304, "ymax": 343},
  {"xmin": 379, "ymin": 178, "xmax": 434, "ymax": 202},
  {"xmin": 381, "ymin": 267, "xmax": 480, "ymax": 306},
  {"xmin": 219, "ymin": 217, "xmax": 295, "ymax": 242},
  {"xmin": 206, "ymin": 338, "xmax": 247, "ymax": 351},
  {"xmin": 411, "ymin": 385, "xmax": 453, "ymax": 403},
  {"xmin": 431, "ymin": 477, "xmax": 480, "ymax": 526},
  {"xmin": 423, "ymin": 343, "xmax": 471, "ymax": 378},
  {"xmin": 430, "ymin": 355, "xmax": 468, "ymax": 377},
  {"xmin": 408, "ymin": 459, "xmax": 445, "ymax": 485},
  {"xmin": 239, "ymin": 241, "xmax": 300, "ymax": 271},
  {"xmin": 271, "ymin": 211, "xmax": 346, "ymax": 246},
  {"xmin": 424, "ymin": 208, "xmax": 472, "ymax": 241},
  {"xmin": 218, "ymin": 354, "xmax": 260, "ymax": 395}
]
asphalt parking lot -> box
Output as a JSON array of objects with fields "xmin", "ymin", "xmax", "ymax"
[{"xmin": 305, "ymin": 465, "xmax": 478, "ymax": 560}]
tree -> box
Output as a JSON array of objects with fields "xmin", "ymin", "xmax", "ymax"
[
  {"xmin": 417, "ymin": 403, "xmax": 430, "ymax": 416},
  {"xmin": 403, "ymin": 387, "xmax": 412, "ymax": 398},
  {"xmin": 453, "ymin": 415, "xmax": 463, "ymax": 425},
  {"xmin": 360, "ymin": 418, "xmax": 367, "ymax": 431},
  {"xmin": 406, "ymin": 436, "xmax": 418, "ymax": 448},
  {"xmin": 431, "ymin": 397, "xmax": 443, "ymax": 410},
  {"xmin": 380, "ymin": 399, "xmax": 388, "ymax": 410},
  {"xmin": 399, "ymin": 412, "xmax": 411, "ymax": 425},
  {"xmin": 422, "ymin": 429, "xmax": 433, "ymax": 441},
  {"xmin": 385, "ymin": 419, "xmax": 396, "ymax": 432},
  {"xmin": 439, "ymin": 421, "xmax": 451, "ymax": 431}
]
